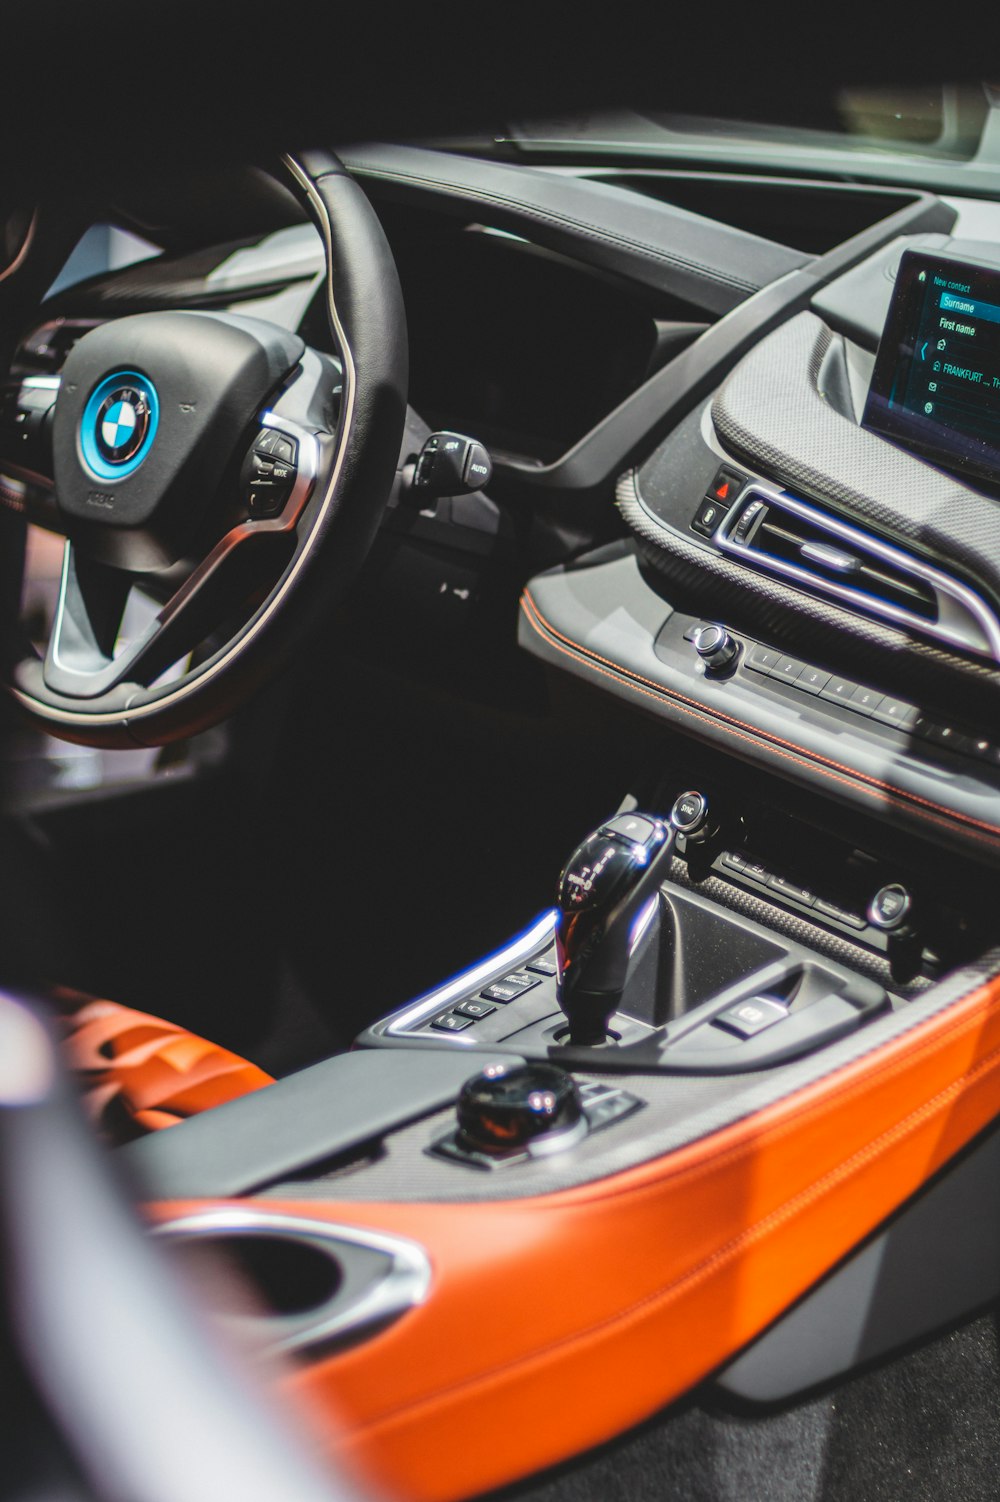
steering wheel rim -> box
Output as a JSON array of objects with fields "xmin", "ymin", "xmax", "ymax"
[{"xmin": 6, "ymin": 150, "xmax": 408, "ymax": 747}]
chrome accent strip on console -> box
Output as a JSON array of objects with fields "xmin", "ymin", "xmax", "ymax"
[{"xmin": 386, "ymin": 911, "xmax": 558, "ymax": 1040}]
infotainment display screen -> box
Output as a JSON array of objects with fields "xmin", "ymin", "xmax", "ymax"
[{"xmin": 863, "ymin": 250, "xmax": 1000, "ymax": 490}]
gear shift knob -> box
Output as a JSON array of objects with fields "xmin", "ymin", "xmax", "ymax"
[{"xmin": 555, "ymin": 812, "xmax": 675, "ymax": 1045}]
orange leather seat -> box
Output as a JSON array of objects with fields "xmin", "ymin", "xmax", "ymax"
[{"xmin": 54, "ymin": 987, "xmax": 273, "ymax": 1141}]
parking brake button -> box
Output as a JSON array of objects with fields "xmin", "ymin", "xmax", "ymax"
[{"xmin": 714, "ymin": 995, "xmax": 789, "ymax": 1038}]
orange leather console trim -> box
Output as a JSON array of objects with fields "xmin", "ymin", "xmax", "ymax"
[
  {"xmin": 150, "ymin": 969, "xmax": 1000, "ymax": 1502},
  {"xmin": 57, "ymin": 990, "xmax": 272, "ymax": 1137},
  {"xmin": 520, "ymin": 588, "xmax": 1000, "ymax": 854}
]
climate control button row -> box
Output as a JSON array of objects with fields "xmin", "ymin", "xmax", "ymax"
[{"xmin": 743, "ymin": 642, "xmax": 998, "ymax": 766}]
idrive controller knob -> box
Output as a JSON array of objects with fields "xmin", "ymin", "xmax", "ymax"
[
  {"xmin": 456, "ymin": 1062, "xmax": 584, "ymax": 1157},
  {"xmin": 555, "ymin": 812, "xmax": 675, "ymax": 1045}
]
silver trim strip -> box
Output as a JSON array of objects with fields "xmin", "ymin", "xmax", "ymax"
[
  {"xmin": 154, "ymin": 1207, "xmax": 431, "ymax": 1357},
  {"xmin": 714, "ymin": 481, "xmax": 1000, "ymax": 663},
  {"xmin": 45, "ymin": 541, "xmax": 152, "ymax": 691},
  {"xmin": 526, "ymin": 1114, "xmax": 589, "ymax": 1157},
  {"xmin": 386, "ymin": 911, "xmax": 558, "ymax": 1040}
]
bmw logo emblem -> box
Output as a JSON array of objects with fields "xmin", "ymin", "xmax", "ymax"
[
  {"xmin": 95, "ymin": 387, "xmax": 150, "ymax": 464},
  {"xmin": 80, "ymin": 370, "xmax": 159, "ymax": 481}
]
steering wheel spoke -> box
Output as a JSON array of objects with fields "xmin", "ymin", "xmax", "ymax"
[
  {"xmin": 43, "ymin": 542, "xmax": 137, "ymax": 698},
  {"xmin": 41, "ymin": 412, "xmax": 328, "ymax": 702}
]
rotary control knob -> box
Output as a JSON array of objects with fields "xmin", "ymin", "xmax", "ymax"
[
  {"xmin": 693, "ymin": 622, "xmax": 738, "ymax": 671},
  {"xmin": 455, "ymin": 1062, "xmax": 585, "ymax": 1157},
  {"xmin": 868, "ymin": 883, "xmax": 913, "ymax": 933},
  {"xmin": 868, "ymin": 882, "xmax": 921, "ymax": 983},
  {"xmin": 669, "ymin": 789, "xmax": 710, "ymax": 840}
]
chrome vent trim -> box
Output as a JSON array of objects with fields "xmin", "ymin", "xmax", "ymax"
[{"xmin": 714, "ymin": 482, "xmax": 1000, "ymax": 664}]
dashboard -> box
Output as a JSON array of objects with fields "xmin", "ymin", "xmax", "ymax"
[
  {"xmin": 9, "ymin": 144, "xmax": 1000, "ymax": 1014},
  {"xmin": 8, "ymin": 144, "xmax": 1000, "ymax": 1005}
]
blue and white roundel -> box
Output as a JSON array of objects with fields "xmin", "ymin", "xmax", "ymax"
[
  {"xmin": 100, "ymin": 398, "xmax": 140, "ymax": 456},
  {"xmin": 80, "ymin": 371, "xmax": 159, "ymax": 481}
]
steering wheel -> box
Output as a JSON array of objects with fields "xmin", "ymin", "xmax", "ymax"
[{"xmin": 5, "ymin": 150, "xmax": 407, "ymax": 747}]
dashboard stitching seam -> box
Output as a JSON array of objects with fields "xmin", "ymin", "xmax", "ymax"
[
  {"xmin": 341, "ymin": 162, "xmax": 759, "ymax": 293},
  {"xmin": 520, "ymin": 590, "xmax": 1000, "ymax": 846}
]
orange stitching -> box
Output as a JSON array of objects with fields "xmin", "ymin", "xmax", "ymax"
[{"xmin": 521, "ymin": 589, "xmax": 1000, "ymax": 848}]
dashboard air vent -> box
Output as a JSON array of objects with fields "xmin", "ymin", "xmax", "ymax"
[
  {"xmin": 714, "ymin": 482, "xmax": 1000, "ymax": 664},
  {"xmin": 749, "ymin": 504, "xmax": 936, "ymax": 620}
]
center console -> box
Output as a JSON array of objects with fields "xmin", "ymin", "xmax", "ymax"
[
  {"xmin": 118, "ymin": 228, "xmax": 1000, "ymax": 1502},
  {"xmin": 361, "ymin": 802, "xmax": 893, "ymax": 1084},
  {"xmin": 129, "ymin": 744, "xmax": 998, "ymax": 1207},
  {"xmin": 122, "ymin": 752, "xmax": 1000, "ymax": 1502}
]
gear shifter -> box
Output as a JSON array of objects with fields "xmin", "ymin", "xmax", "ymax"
[{"xmin": 555, "ymin": 812, "xmax": 675, "ymax": 1045}]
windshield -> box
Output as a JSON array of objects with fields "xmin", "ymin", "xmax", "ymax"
[
  {"xmin": 455, "ymin": 83, "xmax": 1000, "ymax": 198},
  {"xmin": 511, "ymin": 85, "xmax": 990, "ymax": 160}
]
